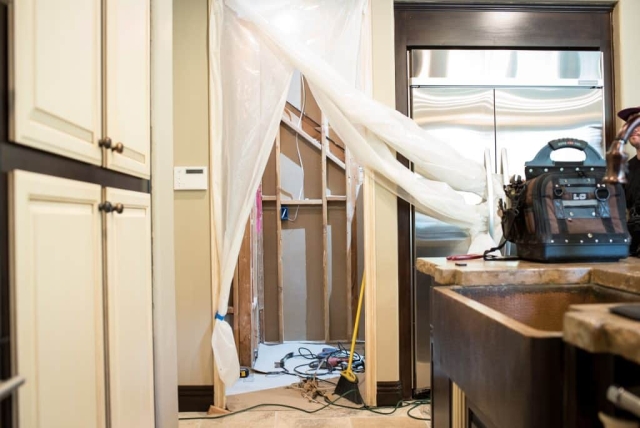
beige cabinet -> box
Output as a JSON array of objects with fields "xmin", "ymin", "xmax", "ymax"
[
  {"xmin": 105, "ymin": 0, "xmax": 151, "ymax": 178},
  {"xmin": 105, "ymin": 188, "xmax": 155, "ymax": 428},
  {"xmin": 10, "ymin": 0, "xmax": 151, "ymax": 178},
  {"xmin": 10, "ymin": 171, "xmax": 105, "ymax": 428},
  {"xmin": 10, "ymin": 0, "xmax": 103, "ymax": 165},
  {"xmin": 10, "ymin": 171, "xmax": 155, "ymax": 427}
]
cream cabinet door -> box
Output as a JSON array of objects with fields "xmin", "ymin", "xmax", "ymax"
[
  {"xmin": 10, "ymin": 0, "xmax": 103, "ymax": 165},
  {"xmin": 10, "ymin": 171, "xmax": 105, "ymax": 428},
  {"xmin": 105, "ymin": 0, "xmax": 151, "ymax": 178},
  {"xmin": 105, "ymin": 188, "xmax": 155, "ymax": 427}
]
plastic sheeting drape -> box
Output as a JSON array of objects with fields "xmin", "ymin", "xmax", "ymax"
[{"xmin": 210, "ymin": 0, "xmax": 500, "ymax": 387}]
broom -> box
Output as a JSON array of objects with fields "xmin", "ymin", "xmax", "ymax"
[{"xmin": 334, "ymin": 274, "xmax": 365, "ymax": 404}]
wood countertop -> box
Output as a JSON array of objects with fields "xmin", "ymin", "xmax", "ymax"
[{"xmin": 416, "ymin": 257, "xmax": 640, "ymax": 364}]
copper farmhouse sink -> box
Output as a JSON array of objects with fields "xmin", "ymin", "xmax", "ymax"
[{"xmin": 432, "ymin": 284, "xmax": 640, "ymax": 428}]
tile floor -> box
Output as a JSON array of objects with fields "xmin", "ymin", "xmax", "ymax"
[{"xmin": 179, "ymin": 402, "xmax": 431, "ymax": 428}]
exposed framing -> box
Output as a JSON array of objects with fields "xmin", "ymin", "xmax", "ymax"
[
  {"xmin": 275, "ymin": 128, "xmax": 285, "ymax": 342},
  {"xmin": 321, "ymin": 114, "xmax": 330, "ymax": 342},
  {"xmin": 257, "ymin": 103, "xmax": 357, "ymax": 344}
]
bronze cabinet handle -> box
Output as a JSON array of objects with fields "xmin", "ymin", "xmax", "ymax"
[
  {"xmin": 111, "ymin": 142, "xmax": 124, "ymax": 154},
  {"xmin": 98, "ymin": 137, "xmax": 112, "ymax": 149},
  {"xmin": 113, "ymin": 203, "xmax": 124, "ymax": 214},
  {"xmin": 99, "ymin": 202, "xmax": 125, "ymax": 214},
  {"xmin": 99, "ymin": 202, "xmax": 113, "ymax": 212}
]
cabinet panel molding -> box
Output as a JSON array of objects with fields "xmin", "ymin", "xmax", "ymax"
[
  {"xmin": 10, "ymin": 0, "xmax": 102, "ymax": 165},
  {"xmin": 105, "ymin": 0, "xmax": 151, "ymax": 178},
  {"xmin": 10, "ymin": 170, "xmax": 105, "ymax": 428},
  {"xmin": 105, "ymin": 187, "xmax": 155, "ymax": 427}
]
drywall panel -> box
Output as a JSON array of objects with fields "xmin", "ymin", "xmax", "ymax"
[
  {"xmin": 281, "ymin": 207, "xmax": 324, "ymax": 341},
  {"xmin": 327, "ymin": 161, "xmax": 346, "ymax": 197},
  {"xmin": 302, "ymin": 79, "xmax": 322, "ymax": 126},
  {"xmin": 328, "ymin": 205, "xmax": 348, "ymax": 340},
  {"xmin": 279, "ymin": 125, "xmax": 322, "ymax": 200},
  {"xmin": 262, "ymin": 206, "xmax": 280, "ymax": 342},
  {"xmin": 287, "ymin": 70, "xmax": 303, "ymax": 111},
  {"xmin": 262, "ymin": 146, "xmax": 277, "ymax": 196}
]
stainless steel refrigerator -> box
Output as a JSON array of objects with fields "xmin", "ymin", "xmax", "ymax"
[{"xmin": 409, "ymin": 49, "xmax": 606, "ymax": 395}]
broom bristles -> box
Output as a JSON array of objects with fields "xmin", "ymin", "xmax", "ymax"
[{"xmin": 334, "ymin": 373, "xmax": 363, "ymax": 405}]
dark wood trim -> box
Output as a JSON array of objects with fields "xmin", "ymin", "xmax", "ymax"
[
  {"xmin": 397, "ymin": 174, "xmax": 413, "ymax": 400},
  {"xmin": 394, "ymin": 4, "xmax": 616, "ymax": 401},
  {"xmin": 395, "ymin": 6, "xmax": 413, "ymax": 403},
  {"xmin": 394, "ymin": 2, "xmax": 615, "ymax": 12},
  {"xmin": 564, "ymin": 345, "xmax": 640, "ymax": 427},
  {"xmin": 376, "ymin": 380, "xmax": 403, "ymax": 407},
  {"xmin": 178, "ymin": 385, "xmax": 214, "ymax": 413},
  {"xmin": 0, "ymin": 141, "xmax": 150, "ymax": 193},
  {"xmin": 467, "ymin": 398, "xmax": 500, "ymax": 428}
]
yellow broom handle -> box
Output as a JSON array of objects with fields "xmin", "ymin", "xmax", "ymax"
[{"xmin": 347, "ymin": 274, "xmax": 365, "ymax": 369}]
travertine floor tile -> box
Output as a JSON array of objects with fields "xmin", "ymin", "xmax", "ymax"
[
  {"xmin": 178, "ymin": 419, "xmax": 201, "ymax": 428},
  {"xmin": 350, "ymin": 416, "xmax": 429, "ymax": 427},
  {"xmin": 180, "ymin": 410, "xmax": 276, "ymax": 427},
  {"xmin": 275, "ymin": 414, "xmax": 352, "ymax": 428}
]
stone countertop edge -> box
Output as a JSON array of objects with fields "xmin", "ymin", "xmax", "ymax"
[
  {"xmin": 415, "ymin": 257, "xmax": 640, "ymax": 292},
  {"xmin": 564, "ymin": 304, "xmax": 640, "ymax": 366}
]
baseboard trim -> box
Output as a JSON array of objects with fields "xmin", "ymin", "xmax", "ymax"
[
  {"xmin": 178, "ymin": 385, "xmax": 214, "ymax": 412},
  {"xmin": 376, "ymin": 380, "xmax": 403, "ymax": 406}
]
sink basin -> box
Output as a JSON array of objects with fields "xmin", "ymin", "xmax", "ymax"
[
  {"xmin": 453, "ymin": 284, "xmax": 640, "ymax": 332},
  {"xmin": 432, "ymin": 283, "xmax": 640, "ymax": 428}
]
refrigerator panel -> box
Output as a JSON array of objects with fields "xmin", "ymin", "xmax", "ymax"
[
  {"xmin": 412, "ymin": 87, "xmax": 494, "ymax": 260},
  {"xmin": 495, "ymin": 87, "xmax": 605, "ymax": 179},
  {"xmin": 412, "ymin": 87, "xmax": 496, "ymax": 175},
  {"xmin": 410, "ymin": 49, "xmax": 603, "ymax": 87},
  {"xmin": 411, "ymin": 87, "xmax": 495, "ymax": 393}
]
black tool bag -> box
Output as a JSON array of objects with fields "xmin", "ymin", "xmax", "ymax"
[{"xmin": 500, "ymin": 138, "xmax": 630, "ymax": 262}]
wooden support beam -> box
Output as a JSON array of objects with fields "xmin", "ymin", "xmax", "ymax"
[
  {"xmin": 275, "ymin": 128, "xmax": 284, "ymax": 343},
  {"xmin": 263, "ymin": 197, "xmax": 346, "ymax": 205},
  {"xmin": 321, "ymin": 115, "xmax": 330, "ymax": 343},
  {"xmin": 237, "ymin": 220, "xmax": 253, "ymax": 366},
  {"xmin": 281, "ymin": 114, "xmax": 346, "ymax": 170},
  {"xmin": 345, "ymin": 148, "xmax": 355, "ymax": 336},
  {"xmin": 364, "ymin": 170, "xmax": 377, "ymax": 406},
  {"xmin": 233, "ymin": 259, "xmax": 240, "ymax": 353},
  {"xmin": 253, "ymin": 186, "xmax": 264, "ymax": 361}
]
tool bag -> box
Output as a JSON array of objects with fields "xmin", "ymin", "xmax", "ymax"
[{"xmin": 499, "ymin": 138, "xmax": 630, "ymax": 262}]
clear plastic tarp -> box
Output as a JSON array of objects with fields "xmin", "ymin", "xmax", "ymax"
[{"xmin": 209, "ymin": 0, "xmax": 502, "ymax": 387}]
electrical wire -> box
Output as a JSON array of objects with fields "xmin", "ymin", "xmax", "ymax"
[{"xmin": 178, "ymin": 393, "xmax": 431, "ymax": 421}]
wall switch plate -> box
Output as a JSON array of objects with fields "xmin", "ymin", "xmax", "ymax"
[{"xmin": 174, "ymin": 166, "xmax": 208, "ymax": 190}]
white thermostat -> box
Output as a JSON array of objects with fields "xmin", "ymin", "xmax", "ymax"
[{"xmin": 174, "ymin": 166, "xmax": 208, "ymax": 190}]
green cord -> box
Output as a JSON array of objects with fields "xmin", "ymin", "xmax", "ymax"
[
  {"xmin": 407, "ymin": 400, "xmax": 431, "ymax": 421},
  {"xmin": 178, "ymin": 394, "xmax": 431, "ymax": 421}
]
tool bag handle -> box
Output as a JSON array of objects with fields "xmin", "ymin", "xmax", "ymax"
[{"xmin": 524, "ymin": 138, "xmax": 605, "ymax": 179}]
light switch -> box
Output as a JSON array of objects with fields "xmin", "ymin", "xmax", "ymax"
[{"xmin": 174, "ymin": 166, "xmax": 208, "ymax": 190}]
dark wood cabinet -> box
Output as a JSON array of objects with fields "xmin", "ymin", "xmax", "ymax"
[{"xmin": 564, "ymin": 345, "xmax": 640, "ymax": 428}]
